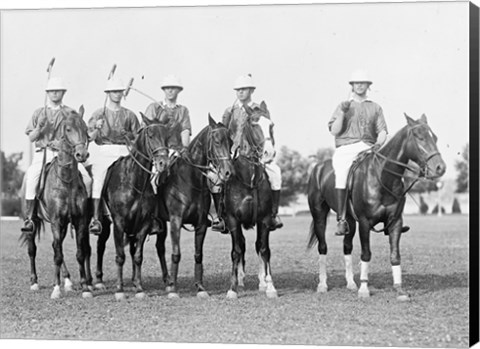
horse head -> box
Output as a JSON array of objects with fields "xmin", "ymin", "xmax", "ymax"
[
  {"xmin": 207, "ymin": 114, "xmax": 234, "ymax": 182},
  {"xmin": 61, "ymin": 105, "xmax": 89, "ymax": 163},
  {"xmin": 139, "ymin": 113, "xmax": 170, "ymax": 173},
  {"xmin": 403, "ymin": 113, "xmax": 446, "ymax": 179},
  {"xmin": 240, "ymin": 101, "xmax": 274, "ymax": 160}
]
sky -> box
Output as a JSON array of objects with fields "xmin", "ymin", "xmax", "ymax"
[{"xmin": 0, "ymin": 0, "xmax": 472, "ymax": 180}]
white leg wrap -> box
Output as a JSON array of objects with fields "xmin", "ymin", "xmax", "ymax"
[
  {"xmin": 317, "ymin": 255, "xmax": 328, "ymax": 292},
  {"xmin": 392, "ymin": 265, "xmax": 402, "ymax": 285},
  {"xmin": 358, "ymin": 261, "xmax": 370, "ymax": 297},
  {"xmin": 344, "ymin": 255, "xmax": 357, "ymax": 290},
  {"xmin": 238, "ymin": 262, "xmax": 245, "ymax": 287},
  {"xmin": 258, "ymin": 254, "xmax": 267, "ymax": 291}
]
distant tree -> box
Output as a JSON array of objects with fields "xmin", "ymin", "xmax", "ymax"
[
  {"xmin": 454, "ymin": 143, "xmax": 469, "ymax": 193},
  {"xmin": 451, "ymin": 197, "xmax": 462, "ymax": 214},
  {"xmin": 419, "ymin": 195, "xmax": 429, "ymax": 214},
  {"xmin": 431, "ymin": 204, "xmax": 446, "ymax": 215},
  {"xmin": 307, "ymin": 147, "xmax": 334, "ymax": 176},
  {"xmin": 277, "ymin": 146, "xmax": 310, "ymax": 206},
  {"xmin": 1, "ymin": 151, "xmax": 24, "ymax": 198}
]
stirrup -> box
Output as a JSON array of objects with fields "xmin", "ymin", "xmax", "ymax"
[
  {"xmin": 269, "ymin": 215, "xmax": 283, "ymax": 231},
  {"xmin": 335, "ymin": 219, "xmax": 349, "ymax": 236},
  {"xmin": 212, "ymin": 218, "xmax": 228, "ymax": 234},
  {"xmin": 89, "ymin": 219, "xmax": 102, "ymax": 236},
  {"xmin": 21, "ymin": 218, "xmax": 35, "ymax": 233}
]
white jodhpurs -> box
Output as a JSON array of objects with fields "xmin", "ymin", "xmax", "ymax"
[
  {"xmin": 25, "ymin": 148, "xmax": 92, "ymax": 200},
  {"xmin": 332, "ymin": 142, "xmax": 371, "ymax": 189},
  {"xmin": 89, "ymin": 143, "xmax": 129, "ymax": 199},
  {"xmin": 264, "ymin": 162, "xmax": 282, "ymax": 190}
]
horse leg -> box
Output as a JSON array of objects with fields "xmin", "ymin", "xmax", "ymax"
[
  {"xmin": 343, "ymin": 217, "xmax": 358, "ymax": 291},
  {"xmin": 312, "ymin": 201, "xmax": 329, "ymax": 293},
  {"xmin": 357, "ymin": 219, "xmax": 372, "ymax": 298},
  {"xmin": 256, "ymin": 221, "xmax": 277, "ymax": 298},
  {"xmin": 194, "ymin": 224, "xmax": 209, "ymax": 298},
  {"xmin": 227, "ymin": 220, "xmax": 244, "ymax": 299},
  {"xmin": 50, "ymin": 221, "xmax": 68, "ymax": 299},
  {"xmin": 112, "ymin": 221, "xmax": 126, "ymax": 301},
  {"xmin": 388, "ymin": 218, "xmax": 410, "ymax": 301},
  {"xmin": 61, "ymin": 260, "xmax": 73, "ymax": 292},
  {"xmin": 26, "ymin": 231, "xmax": 39, "ymax": 291},
  {"xmin": 94, "ymin": 217, "xmax": 110, "ymax": 290},
  {"xmin": 129, "ymin": 239, "xmax": 136, "ymax": 285},
  {"xmin": 73, "ymin": 218, "xmax": 93, "ymax": 298},
  {"xmin": 132, "ymin": 227, "xmax": 149, "ymax": 299},
  {"xmin": 155, "ymin": 225, "xmax": 170, "ymax": 290},
  {"xmin": 167, "ymin": 216, "xmax": 182, "ymax": 299}
]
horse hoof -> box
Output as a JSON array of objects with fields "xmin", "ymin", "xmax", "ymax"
[
  {"xmin": 82, "ymin": 291, "xmax": 93, "ymax": 299},
  {"xmin": 317, "ymin": 284, "xmax": 328, "ymax": 293},
  {"xmin": 64, "ymin": 278, "xmax": 74, "ymax": 292},
  {"xmin": 135, "ymin": 292, "xmax": 146, "ymax": 299},
  {"xmin": 115, "ymin": 292, "xmax": 126, "ymax": 301},
  {"xmin": 347, "ymin": 283, "xmax": 358, "ymax": 291},
  {"xmin": 358, "ymin": 290, "xmax": 370, "ymax": 298},
  {"xmin": 165, "ymin": 286, "xmax": 175, "ymax": 293},
  {"xmin": 94, "ymin": 283, "xmax": 106, "ymax": 290},
  {"xmin": 87, "ymin": 285, "xmax": 94, "ymax": 292},
  {"xmin": 197, "ymin": 291, "xmax": 209, "ymax": 299},
  {"xmin": 397, "ymin": 294, "xmax": 410, "ymax": 302},
  {"xmin": 50, "ymin": 286, "xmax": 61, "ymax": 299},
  {"xmin": 266, "ymin": 290, "xmax": 278, "ymax": 298},
  {"xmin": 258, "ymin": 285, "xmax": 267, "ymax": 292},
  {"xmin": 167, "ymin": 292, "xmax": 180, "ymax": 299},
  {"xmin": 30, "ymin": 283, "xmax": 39, "ymax": 291},
  {"xmin": 226, "ymin": 290, "xmax": 238, "ymax": 299}
]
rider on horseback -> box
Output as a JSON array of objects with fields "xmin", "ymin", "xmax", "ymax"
[
  {"xmin": 210, "ymin": 74, "xmax": 283, "ymax": 233},
  {"xmin": 329, "ymin": 70, "xmax": 388, "ymax": 236},
  {"xmin": 88, "ymin": 78, "xmax": 140, "ymax": 235},
  {"xmin": 22, "ymin": 77, "xmax": 92, "ymax": 233},
  {"xmin": 144, "ymin": 75, "xmax": 192, "ymax": 157}
]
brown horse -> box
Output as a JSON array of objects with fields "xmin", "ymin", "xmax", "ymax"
[
  {"xmin": 223, "ymin": 101, "xmax": 278, "ymax": 299},
  {"xmin": 20, "ymin": 106, "xmax": 92, "ymax": 299},
  {"xmin": 307, "ymin": 114, "xmax": 446, "ymax": 301},
  {"xmin": 93, "ymin": 115, "xmax": 170, "ymax": 300}
]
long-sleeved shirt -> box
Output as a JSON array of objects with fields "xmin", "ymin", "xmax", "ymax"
[
  {"xmin": 144, "ymin": 102, "xmax": 191, "ymax": 150},
  {"xmin": 25, "ymin": 105, "xmax": 77, "ymax": 149},
  {"xmin": 328, "ymin": 98, "xmax": 387, "ymax": 148},
  {"xmin": 88, "ymin": 107, "xmax": 140, "ymax": 145}
]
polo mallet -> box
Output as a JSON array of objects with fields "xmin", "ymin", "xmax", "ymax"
[
  {"xmin": 44, "ymin": 57, "xmax": 56, "ymax": 107},
  {"xmin": 126, "ymin": 80, "xmax": 161, "ymax": 105},
  {"xmin": 124, "ymin": 77, "xmax": 134, "ymax": 100},
  {"xmin": 102, "ymin": 64, "xmax": 117, "ymax": 118}
]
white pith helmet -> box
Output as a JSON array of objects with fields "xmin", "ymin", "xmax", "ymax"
[
  {"xmin": 45, "ymin": 77, "xmax": 67, "ymax": 91},
  {"xmin": 161, "ymin": 75, "xmax": 183, "ymax": 90},
  {"xmin": 349, "ymin": 70, "xmax": 372, "ymax": 85},
  {"xmin": 233, "ymin": 74, "xmax": 256, "ymax": 90},
  {"xmin": 104, "ymin": 78, "xmax": 126, "ymax": 92}
]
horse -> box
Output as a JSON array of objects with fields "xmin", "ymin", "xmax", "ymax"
[
  {"xmin": 93, "ymin": 114, "xmax": 170, "ymax": 300},
  {"xmin": 156, "ymin": 115, "xmax": 233, "ymax": 298},
  {"xmin": 20, "ymin": 106, "xmax": 92, "ymax": 299},
  {"xmin": 223, "ymin": 101, "xmax": 278, "ymax": 299},
  {"xmin": 307, "ymin": 113, "xmax": 446, "ymax": 301}
]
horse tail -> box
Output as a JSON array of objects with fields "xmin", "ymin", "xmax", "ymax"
[
  {"xmin": 237, "ymin": 195, "xmax": 255, "ymax": 230},
  {"xmin": 307, "ymin": 220, "xmax": 318, "ymax": 250}
]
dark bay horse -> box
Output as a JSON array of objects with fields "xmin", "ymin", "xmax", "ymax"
[
  {"xmin": 94, "ymin": 115, "xmax": 170, "ymax": 300},
  {"xmin": 307, "ymin": 114, "xmax": 446, "ymax": 301},
  {"xmin": 156, "ymin": 115, "xmax": 233, "ymax": 298},
  {"xmin": 20, "ymin": 106, "xmax": 92, "ymax": 299},
  {"xmin": 223, "ymin": 101, "xmax": 278, "ymax": 299}
]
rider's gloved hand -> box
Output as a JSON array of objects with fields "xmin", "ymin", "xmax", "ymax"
[
  {"xmin": 340, "ymin": 101, "xmax": 351, "ymax": 113},
  {"xmin": 372, "ymin": 143, "xmax": 381, "ymax": 152},
  {"xmin": 95, "ymin": 119, "xmax": 104, "ymax": 129},
  {"xmin": 38, "ymin": 114, "xmax": 48, "ymax": 129}
]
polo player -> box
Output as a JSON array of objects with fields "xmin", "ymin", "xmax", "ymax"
[
  {"xmin": 329, "ymin": 70, "xmax": 388, "ymax": 235},
  {"xmin": 88, "ymin": 78, "xmax": 140, "ymax": 235},
  {"xmin": 144, "ymin": 75, "xmax": 192, "ymax": 156},
  {"xmin": 22, "ymin": 77, "xmax": 92, "ymax": 233},
  {"xmin": 210, "ymin": 74, "xmax": 283, "ymax": 233}
]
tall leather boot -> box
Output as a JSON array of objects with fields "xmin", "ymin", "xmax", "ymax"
[
  {"xmin": 269, "ymin": 190, "xmax": 283, "ymax": 231},
  {"xmin": 149, "ymin": 203, "xmax": 164, "ymax": 235},
  {"xmin": 88, "ymin": 198, "xmax": 103, "ymax": 236},
  {"xmin": 211, "ymin": 192, "xmax": 228, "ymax": 234},
  {"xmin": 21, "ymin": 199, "xmax": 36, "ymax": 232},
  {"xmin": 336, "ymin": 189, "xmax": 350, "ymax": 236}
]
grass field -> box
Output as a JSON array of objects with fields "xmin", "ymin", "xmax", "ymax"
[{"xmin": 0, "ymin": 214, "xmax": 469, "ymax": 347}]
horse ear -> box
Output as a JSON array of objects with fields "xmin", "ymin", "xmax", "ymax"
[
  {"xmin": 208, "ymin": 113, "xmax": 217, "ymax": 126},
  {"xmin": 420, "ymin": 113, "xmax": 428, "ymax": 123},
  {"xmin": 140, "ymin": 112, "xmax": 152, "ymax": 126},
  {"xmin": 404, "ymin": 112, "xmax": 415, "ymax": 126},
  {"xmin": 260, "ymin": 101, "xmax": 267, "ymax": 111},
  {"xmin": 78, "ymin": 105, "xmax": 85, "ymax": 118}
]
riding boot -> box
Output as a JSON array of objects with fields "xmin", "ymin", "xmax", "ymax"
[
  {"xmin": 88, "ymin": 198, "xmax": 103, "ymax": 236},
  {"xmin": 335, "ymin": 189, "xmax": 350, "ymax": 236},
  {"xmin": 149, "ymin": 204, "xmax": 164, "ymax": 235},
  {"xmin": 21, "ymin": 199, "xmax": 36, "ymax": 233},
  {"xmin": 211, "ymin": 192, "xmax": 228, "ymax": 234},
  {"xmin": 268, "ymin": 190, "xmax": 283, "ymax": 231}
]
